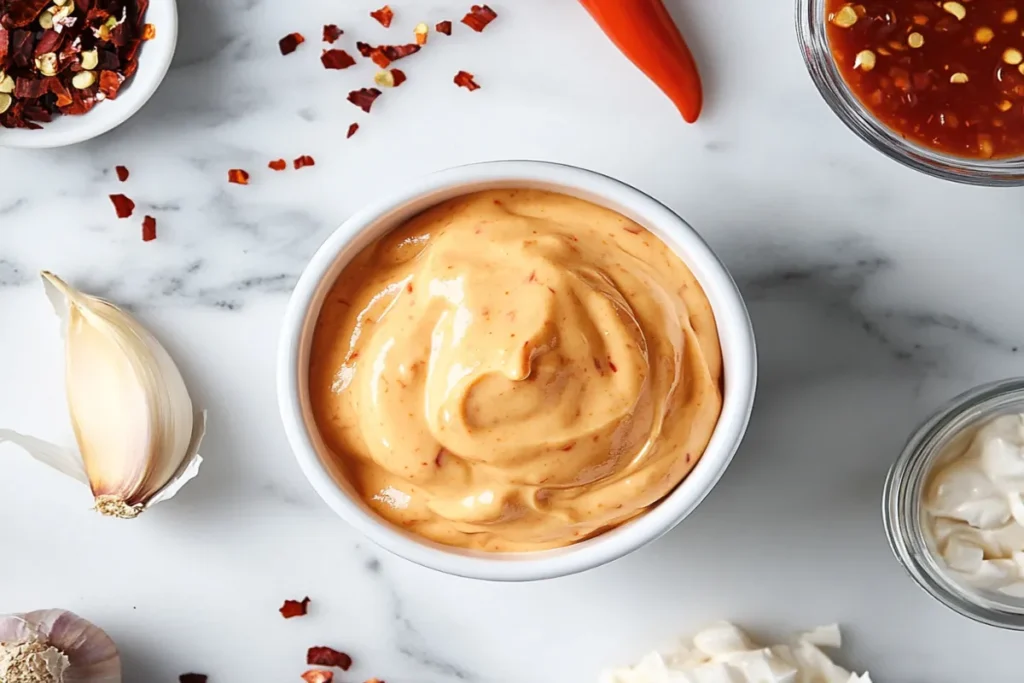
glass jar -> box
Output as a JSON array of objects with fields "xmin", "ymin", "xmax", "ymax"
[
  {"xmin": 884, "ymin": 378, "xmax": 1024, "ymax": 629},
  {"xmin": 796, "ymin": 0, "xmax": 1024, "ymax": 186}
]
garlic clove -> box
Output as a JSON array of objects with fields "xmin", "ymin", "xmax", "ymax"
[
  {"xmin": 0, "ymin": 610, "xmax": 121, "ymax": 683},
  {"xmin": 0, "ymin": 273, "xmax": 204, "ymax": 518}
]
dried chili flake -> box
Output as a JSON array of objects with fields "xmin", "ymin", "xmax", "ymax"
[
  {"xmin": 98, "ymin": 70, "xmax": 125, "ymax": 100},
  {"xmin": 323, "ymin": 24, "xmax": 343, "ymax": 43},
  {"xmin": 435, "ymin": 20, "xmax": 452, "ymax": 35},
  {"xmin": 355, "ymin": 41, "xmax": 374, "ymax": 58},
  {"xmin": 278, "ymin": 32, "xmax": 305, "ymax": 55},
  {"xmin": 307, "ymin": 647, "xmax": 352, "ymax": 670},
  {"xmin": 227, "ymin": 169, "xmax": 250, "ymax": 185},
  {"xmin": 142, "ymin": 23, "xmax": 156, "ymax": 40},
  {"xmin": 142, "ymin": 215, "xmax": 156, "ymax": 241},
  {"xmin": 293, "ymin": 155, "xmax": 315, "ymax": 169},
  {"xmin": 114, "ymin": 165, "xmax": 130, "ymax": 181},
  {"xmin": 461, "ymin": 5, "xmax": 497, "ymax": 32},
  {"xmin": 268, "ymin": 159, "xmax": 287, "ymax": 171},
  {"xmin": 179, "ymin": 675, "xmax": 207, "ymax": 683},
  {"xmin": 370, "ymin": 5, "xmax": 394, "ymax": 28},
  {"xmin": 383, "ymin": 43, "xmax": 419, "ymax": 60},
  {"xmin": 279, "ymin": 596, "xmax": 310, "ymax": 618},
  {"xmin": 320, "ymin": 48, "xmax": 355, "ymax": 70},
  {"xmin": 3, "ymin": 0, "xmax": 50, "ymax": 28},
  {"xmin": 369, "ymin": 48, "xmax": 390, "ymax": 68},
  {"xmin": 346, "ymin": 122, "xmax": 359, "ymax": 138},
  {"xmin": 454, "ymin": 70, "xmax": 480, "ymax": 91},
  {"xmin": 301, "ymin": 672, "xmax": 333, "ymax": 683},
  {"xmin": 347, "ymin": 87, "xmax": 381, "ymax": 113},
  {"xmin": 109, "ymin": 193, "xmax": 135, "ymax": 218}
]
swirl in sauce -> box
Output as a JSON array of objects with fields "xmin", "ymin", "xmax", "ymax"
[{"xmin": 309, "ymin": 190, "xmax": 723, "ymax": 551}]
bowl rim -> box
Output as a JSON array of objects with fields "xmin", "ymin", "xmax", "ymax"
[
  {"xmin": 0, "ymin": 0, "xmax": 178, "ymax": 149},
  {"xmin": 277, "ymin": 160, "xmax": 757, "ymax": 581}
]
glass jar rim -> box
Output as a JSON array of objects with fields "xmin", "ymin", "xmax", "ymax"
[
  {"xmin": 796, "ymin": 0, "xmax": 1024, "ymax": 186},
  {"xmin": 884, "ymin": 378, "xmax": 1024, "ymax": 630}
]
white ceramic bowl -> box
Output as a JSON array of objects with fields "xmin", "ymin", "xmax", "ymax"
[
  {"xmin": 0, "ymin": 0, "xmax": 177, "ymax": 148},
  {"xmin": 278, "ymin": 161, "xmax": 757, "ymax": 581}
]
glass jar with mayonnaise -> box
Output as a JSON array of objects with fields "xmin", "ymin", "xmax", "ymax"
[{"xmin": 885, "ymin": 378, "xmax": 1024, "ymax": 629}]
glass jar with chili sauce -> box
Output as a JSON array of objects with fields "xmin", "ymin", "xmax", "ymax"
[{"xmin": 798, "ymin": 0, "xmax": 1024, "ymax": 184}]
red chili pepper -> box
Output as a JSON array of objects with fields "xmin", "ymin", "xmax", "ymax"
[{"xmin": 578, "ymin": 0, "xmax": 703, "ymax": 123}]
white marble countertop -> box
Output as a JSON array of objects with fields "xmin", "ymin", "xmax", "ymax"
[{"xmin": 4, "ymin": 0, "xmax": 1024, "ymax": 681}]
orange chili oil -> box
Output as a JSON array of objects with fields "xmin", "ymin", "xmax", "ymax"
[{"xmin": 826, "ymin": 1, "xmax": 1024, "ymax": 158}]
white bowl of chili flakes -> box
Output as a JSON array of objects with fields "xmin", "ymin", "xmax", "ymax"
[{"xmin": 0, "ymin": 0, "xmax": 176, "ymax": 148}]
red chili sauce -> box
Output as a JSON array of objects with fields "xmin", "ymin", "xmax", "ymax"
[{"xmin": 826, "ymin": 1, "xmax": 1024, "ymax": 158}]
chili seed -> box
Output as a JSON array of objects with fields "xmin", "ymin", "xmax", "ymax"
[
  {"xmin": 998, "ymin": 99, "xmax": 1014, "ymax": 112},
  {"xmin": 975, "ymin": 26, "xmax": 995, "ymax": 44},
  {"xmin": 1003, "ymin": 48, "xmax": 1023, "ymax": 65},
  {"xmin": 950, "ymin": 72, "xmax": 969, "ymax": 83},
  {"xmin": 854, "ymin": 49, "xmax": 876, "ymax": 71},
  {"xmin": 71, "ymin": 71, "xmax": 96, "ymax": 89},
  {"xmin": 832, "ymin": 5, "xmax": 859, "ymax": 28},
  {"xmin": 908, "ymin": 32, "xmax": 925, "ymax": 48},
  {"xmin": 1004, "ymin": 9, "xmax": 1019, "ymax": 24},
  {"xmin": 0, "ymin": 93, "xmax": 10, "ymax": 115},
  {"xmin": 942, "ymin": 1, "xmax": 966, "ymax": 20}
]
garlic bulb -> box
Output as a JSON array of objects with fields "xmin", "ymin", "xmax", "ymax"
[
  {"xmin": 0, "ymin": 610, "xmax": 120, "ymax": 683},
  {"xmin": 0, "ymin": 272, "xmax": 205, "ymax": 518}
]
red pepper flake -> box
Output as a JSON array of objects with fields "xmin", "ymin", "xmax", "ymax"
[
  {"xmin": 454, "ymin": 70, "xmax": 480, "ymax": 91},
  {"xmin": 559, "ymin": 442, "xmax": 576, "ymax": 451},
  {"xmin": 98, "ymin": 71, "xmax": 126, "ymax": 100},
  {"xmin": 279, "ymin": 32, "xmax": 305, "ymax": 55},
  {"xmin": 461, "ymin": 5, "xmax": 497, "ymax": 32},
  {"xmin": 435, "ymin": 20, "xmax": 453, "ymax": 35},
  {"xmin": 405, "ymin": 282, "xmax": 413, "ymax": 293},
  {"xmin": 228, "ymin": 169, "xmax": 250, "ymax": 185},
  {"xmin": 179, "ymin": 675, "xmax": 207, "ymax": 683},
  {"xmin": 301, "ymin": 671, "xmax": 333, "ymax": 683},
  {"xmin": 109, "ymin": 194, "xmax": 135, "ymax": 219},
  {"xmin": 294, "ymin": 155, "xmax": 315, "ymax": 169},
  {"xmin": 347, "ymin": 87, "xmax": 381, "ymax": 113},
  {"xmin": 323, "ymin": 24, "xmax": 343, "ymax": 43},
  {"xmin": 142, "ymin": 23, "xmax": 156, "ymax": 40},
  {"xmin": 608, "ymin": 359, "xmax": 618, "ymax": 372},
  {"xmin": 391, "ymin": 68, "xmax": 407, "ymax": 87},
  {"xmin": 142, "ymin": 215, "xmax": 157, "ymax": 242},
  {"xmin": 623, "ymin": 225, "xmax": 642, "ymax": 234},
  {"xmin": 268, "ymin": 159, "xmax": 287, "ymax": 171},
  {"xmin": 356, "ymin": 41, "xmax": 375, "ymax": 58},
  {"xmin": 435, "ymin": 449, "xmax": 445, "ymax": 466},
  {"xmin": 370, "ymin": 5, "xmax": 394, "ymax": 28},
  {"xmin": 115, "ymin": 165, "xmax": 130, "ymax": 182},
  {"xmin": 357, "ymin": 41, "xmax": 420, "ymax": 66},
  {"xmin": 321, "ymin": 48, "xmax": 356, "ymax": 70},
  {"xmin": 279, "ymin": 596, "xmax": 310, "ymax": 618},
  {"xmin": 347, "ymin": 122, "xmax": 359, "ymax": 138},
  {"xmin": 307, "ymin": 647, "xmax": 353, "ymax": 670},
  {"xmin": 369, "ymin": 48, "xmax": 391, "ymax": 68}
]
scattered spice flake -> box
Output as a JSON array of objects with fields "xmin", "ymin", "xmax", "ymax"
[
  {"xmin": 356, "ymin": 41, "xmax": 375, "ymax": 58},
  {"xmin": 294, "ymin": 155, "xmax": 315, "ymax": 169},
  {"xmin": 321, "ymin": 48, "xmax": 356, "ymax": 70},
  {"xmin": 369, "ymin": 48, "xmax": 391, "ymax": 68},
  {"xmin": 357, "ymin": 41, "xmax": 420, "ymax": 67},
  {"xmin": 279, "ymin": 32, "xmax": 305, "ymax": 55},
  {"xmin": 461, "ymin": 4, "xmax": 497, "ymax": 32},
  {"xmin": 414, "ymin": 23, "xmax": 429, "ymax": 45},
  {"xmin": 347, "ymin": 87, "xmax": 382, "ymax": 112},
  {"xmin": 608, "ymin": 359, "xmax": 618, "ymax": 372},
  {"xmin": 301, "ymin": 671, "xmax": 334, "ymax": 683},
  {"xmin": 323, "ymin": 24, "xmax": 343, "ymax": 43},
  {"xmin": 307, "ymin": 647, "xmax": 353, "ymax": 670},
  {"xmin": 179, "ymin": 675, "xmax": 207, "ymax": 683},
  {"xmin": 142, "ymin": 215, "xmax": 157, "ymax": 242},
  {"xmin": 98, "ymin": 71, "xmax": 126, "ymax": 100},
  {"xmin": 109, "ymin": 194, "xmax": 135, "ymax": 218},
  {"xmin": 228, "ymin": 169, "xmax": 250, "ymax": 185},
  {"xmin": 370, "ymin": 5, "xmax": 394, "ymax": 28},
  {"xmin": 454, "ymin": 70, "xmax": 480, "ymax": 91},
  {"xmin": 268, "ymin": 159, "xmax": 287, "ymax": 171},
  {"xmin": 142, "ymin": 23, "xmax": 156, "ymax": 40},
  {"xmin": 115, "ymin": 165, "xmax": 130, "ymax": 182},
  {"xmin": 436, "ymin": 20, "xmax": 453, "ymax": 35},
  {"xmin": 374, "ymin": 68, "xmax": 406, "ymax": 87},
  {"xmin": 347, "ymin": 122, "xmax": 359, "ymax": 138},
  {"xmin": 384, "ymin": 43, "xmax": 420, "ymax": 60},
  {"xmin": 279, "ymin": 597, "xmax": 310, "ymax": 618}
]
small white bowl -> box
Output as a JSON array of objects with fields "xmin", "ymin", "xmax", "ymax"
[
  {"xmin": 0, "ymin": 0, "xmax": 177, "ymax": 148},
  {"xmin": 278, "ymin": 161, "xmax": 757, "ymax": 581}
]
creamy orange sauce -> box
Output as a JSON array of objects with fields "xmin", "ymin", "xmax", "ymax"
[{"xmin": 309, "ymin": 190, "xmax": 723, "ymax": 552}]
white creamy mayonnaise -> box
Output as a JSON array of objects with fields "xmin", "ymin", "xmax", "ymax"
[
  {"xmin": 600, "ymin": 622, "xmax": 871, "ymax": 683},
  {"xmin": 926, "ymin": 413, "xmax": 1024, "ymax": 597}
]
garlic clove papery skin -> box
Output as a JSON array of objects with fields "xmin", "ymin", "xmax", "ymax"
[
  {"xmin": 0, "ymin": 610, "xmax": 121, "ymax": 683},
  {"xmin": 0, "ymin": 273, "xmax": 204, "ymax": 518}
]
